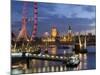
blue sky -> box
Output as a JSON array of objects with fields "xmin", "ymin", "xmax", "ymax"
[{"xmin": 11, "ymin": 0, "xmax": 96, "ymax": 36}]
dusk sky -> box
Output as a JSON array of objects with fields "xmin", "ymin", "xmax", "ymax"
[{"xmin": 11, "ymin": 0, "xmax": 96, "ymax": 36}]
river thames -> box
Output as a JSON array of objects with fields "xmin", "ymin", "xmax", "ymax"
[{"xmin": 12, "ymin": 46, "xmax": 96, "ymax": 74}]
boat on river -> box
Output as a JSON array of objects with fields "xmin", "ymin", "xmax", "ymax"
[{"xmin": 66, "ymin": 55, "xmax": 80, "ymax": 67}]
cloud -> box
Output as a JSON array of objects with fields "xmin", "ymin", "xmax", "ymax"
[
  {"xmin": 82, "ymin": 6, "xmax": 96, "ymax": 12},
  {"xmin": 81, "ymin": 28, "xmax": 95, "ymax": 35},
  {"xmin": 89, "ymin": 22, "xmax": 96, "ymax": 27},
  {"xmin": 38, "ymin": 3, "xmax": 96, "ymax": 20},
  {"xmin": 11, "ymin": 1, "xmax": 96, "ymax": 36},
  {"xmin": 37, "ymin": 15, "xmax": 95, "ymax": 36}
]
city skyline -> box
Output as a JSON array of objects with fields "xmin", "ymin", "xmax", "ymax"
[
  {"xmin": 11, "ymin": 0, "xmax": 96, "ymax": 36},
  {"xmin": 11, "ymin": 1, "xmax": 96, "ymax": 74}
]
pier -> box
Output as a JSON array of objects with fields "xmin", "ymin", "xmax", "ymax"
[{"xmin": 12, "ymin": 52, "xmax": 75, "ymax": 68}]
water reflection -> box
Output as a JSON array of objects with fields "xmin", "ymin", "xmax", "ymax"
[
  {"xmin": 12, "ymin": 55, "xmax": 88, "ymax": 74},
  {"xmin": 12, "ymin": 46, "xmax": 95, "ymax": 74},
  {"xmin": 77, "ymin": 53, "xmax": 87, "ymax": 70},
  {"xmin": 44, "ymin": 60, "xmax": 49, "ymax": 66},
  {"xmin": 50, "ymin": 46, "xmax": 57, "ymax": 55}
]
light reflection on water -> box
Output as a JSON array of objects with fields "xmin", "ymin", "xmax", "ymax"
[
  {"xmin": 77, "ymin": 53, "xmax": 87, "ymax": 70},
  {"xmin": 11, "ymin": 46, "xmax": 95, "ymax": 74},
  {"xmin": 50, "ymin": 46, "xmax": 57, "ymax": 55}
]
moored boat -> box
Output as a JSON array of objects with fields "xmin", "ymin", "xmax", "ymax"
[{"xmin": 65, "ymin": 55, "xmax": 80, "ymax": 67}]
